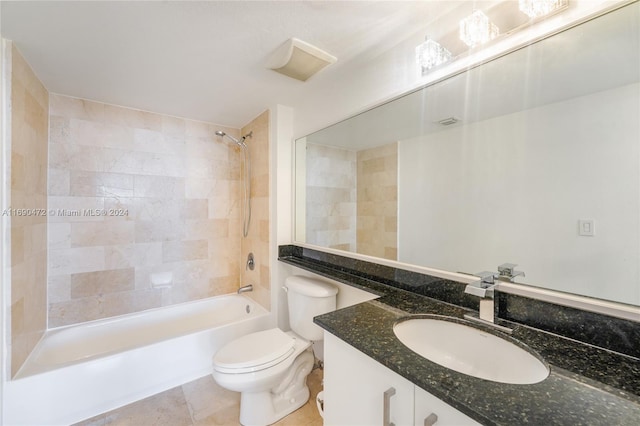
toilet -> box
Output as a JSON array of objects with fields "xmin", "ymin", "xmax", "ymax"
[{"xmin": 212, "ymin": 276, "xmax": 338, "ymax": 426}]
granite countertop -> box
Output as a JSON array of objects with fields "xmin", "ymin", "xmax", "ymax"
[
  {"xmin": 279, "ymin": 245, "xmax": 640, "ymax": 426},
  {"xmin": 278, "ymin": 247, "xmax": 640, "ymax": 425}
]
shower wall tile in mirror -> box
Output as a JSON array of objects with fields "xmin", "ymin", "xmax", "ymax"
[
  {"xmin": 304, "ymin": 142, "xmax": 397, "ymax": 260},
  {"xmin": 47, "ymin": 94, "xmax": 243, "ymax": 327}
]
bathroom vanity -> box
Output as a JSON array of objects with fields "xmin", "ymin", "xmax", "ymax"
[
  {"xmin": 324, "ymin": 332, "xmax": 480, "ymax": 425},
  {"xmin": 279, "ymin": 245, "xmax": 640, "ymax": 426}
]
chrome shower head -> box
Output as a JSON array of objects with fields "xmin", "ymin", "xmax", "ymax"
[{"xmin": 215, "ymin": 130, "xmax": 242, "ymax": 146}]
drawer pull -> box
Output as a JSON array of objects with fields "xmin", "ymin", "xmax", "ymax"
[
  {"xmin": 424, "ymin": 413, "xmax": 439, "ymax": 426},
  {"xmin": 383, "ymin": 387, "xmax": 396, "ymax": 426}
]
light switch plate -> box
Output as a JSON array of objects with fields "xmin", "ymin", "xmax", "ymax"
[{"xmin": 578, "ymin": 219, "xmax": 595, "ymax": 236}]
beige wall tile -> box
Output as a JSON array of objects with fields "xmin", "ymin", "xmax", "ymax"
[
  {"xmin": 48, "ymin": 95, "xmax": 245, "ymax": 326},
  {"xmin": 241, "ymin": 111, "xmax": 271, "ymax": 310},
  {"xmin": 71, "ymin": 268, "xmax": 135, "ymax": 298},
  {"xmin": 49, "ymin": 246, "xmax": 105, "ymax": 276},
  {"xmin": 305, "ymin": 144, "xmax": 357, "ymax": 252},
  {"xmin": 10, "ymin": 46, "xmax": 48, "ymax": 376},
  {"xmin": 357, "ymin": 142, "xmax": 398, "ymax": 260},
  {"xmin": 162, "ymin": 240, "xmax": 209, "ymax": 263},
  {"xmin": 71, "ymin": 221, "xmax": 134, "ymax": 247}
]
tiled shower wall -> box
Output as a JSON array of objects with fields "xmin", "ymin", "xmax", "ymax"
[
  {"xmin": 47, "ymin": 94, "xmax": 244, "ymax": 327},
  {"xmin": 305, "ymin": 144, "xmax": 356, "ymax": 251},
  {"xmin": 240, "ymin": 111, "xmax": 270, "ymax": 309},
  {"xmin": 9, "ymin": 45, "xmax": 49, "ymax": 376},
  {"xmin": 356, "ymin": 142, "xmax": 397, "ymax": 260}
]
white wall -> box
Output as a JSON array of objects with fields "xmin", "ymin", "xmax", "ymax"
[
  {"xmin": 270, "ymin": 104, "xmax": 294, "ymax": 331},
  {"xmin": 398, "ymin": 83, "xmax": 640, "ymax": 305}
]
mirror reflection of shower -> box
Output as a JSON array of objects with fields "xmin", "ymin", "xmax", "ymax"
[{"xmin": 215, "ymin": 130, "xmax": 253, "ymax": 237}]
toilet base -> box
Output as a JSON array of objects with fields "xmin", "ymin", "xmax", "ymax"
[{"xmin": 239, "ymin": 349, "xmax": 314, "ymax": 426}]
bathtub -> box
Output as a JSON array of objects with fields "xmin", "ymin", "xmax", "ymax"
[{"xmin": 4, "ymin": 294, "xmax": 270, "ymax": 426}]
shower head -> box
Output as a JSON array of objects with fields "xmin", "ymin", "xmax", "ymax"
[
  {"xmin": 215, "ymin": 130, "xmax": 242, "ymax": 146},
  {"xmin": 215, "ymin": 130, "xmax": 252, "ymax": 148}
]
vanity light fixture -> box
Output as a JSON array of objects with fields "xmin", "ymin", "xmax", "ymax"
[
  {"xmin": 459, "ymin": 10, "xmax": 499, "ymax": 48},
  {"xmin": 519, "ymin": 0, "xmax": 568, "ymax": 19},
  {"xmin": 415, "ymin": 37, "xmax": 452, "ymax": 74}
]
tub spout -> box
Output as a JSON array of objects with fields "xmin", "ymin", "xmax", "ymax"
[{"xmin": 237, "ymin": 284, "xmax": 253, "ymax": 294}]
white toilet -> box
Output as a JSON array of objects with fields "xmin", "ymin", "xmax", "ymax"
[{"xmin": 212, "ymin": 276, "xmax": 338, "ymax": 426}]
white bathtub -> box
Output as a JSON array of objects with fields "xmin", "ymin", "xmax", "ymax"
[{"xmin": 4, "ymin": 294, "xmax": 270, "ymax": 426}]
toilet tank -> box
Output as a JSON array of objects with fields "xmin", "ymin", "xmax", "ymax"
[{"xmin": 285, "ymin": 275, "xmax": 338, "ymax": 341}]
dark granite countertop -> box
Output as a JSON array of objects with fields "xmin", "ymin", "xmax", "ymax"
[{"xmin": 279, "ymin": 246, "xmax": 640, "ymax": 426}]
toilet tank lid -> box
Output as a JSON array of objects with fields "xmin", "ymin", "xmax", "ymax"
[{"xmin": 285, "ymin": 276, "xmax": 338, "ymax": 297}]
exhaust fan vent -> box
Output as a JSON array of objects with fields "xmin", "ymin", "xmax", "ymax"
[
  {"xmin": 438, "ymin": 117, "xmax": 459, "ymax": 126},
  {"xmin": 267, "ymin": 38, "xmax": 337, "ymax": 82}
]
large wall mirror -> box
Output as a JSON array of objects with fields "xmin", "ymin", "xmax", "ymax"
[{"xmin": 294, "ymin": 2, "xmax": 640, "ymax": 307}]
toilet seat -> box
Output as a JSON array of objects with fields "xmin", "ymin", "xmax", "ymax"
[{"xmin": 213, "ymin": 328, "xmax": 296, "ymax": 374}]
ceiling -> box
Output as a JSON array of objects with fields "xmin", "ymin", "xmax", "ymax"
[{"xmin": 0, "ymin": 0, "xmax": 490, "ymax": 130}]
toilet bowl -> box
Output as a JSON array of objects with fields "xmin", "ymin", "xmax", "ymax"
[
  {"xmin": 212, "ymin": 276, "xmax": 337, "ymax": 426},
  {"xmin": 212, "ymin": 328, "xmax": 314, "ymax": 425}
]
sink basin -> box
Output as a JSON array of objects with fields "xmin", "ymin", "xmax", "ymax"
[{"xmin": 393, "ymin": 316, "xmax": 549, "ymax": 384}]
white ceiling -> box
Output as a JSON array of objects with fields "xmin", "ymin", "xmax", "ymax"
[{"xmin": 0, "ymin": 0, "xmax": 485, "ymax": 130}]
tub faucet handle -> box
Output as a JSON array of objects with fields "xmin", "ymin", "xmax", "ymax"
[{"xmin": 246, "ymin": 252, "xmax": 255, "ymax": 271}]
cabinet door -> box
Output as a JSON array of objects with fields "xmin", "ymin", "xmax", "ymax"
[
  {"xmin": 324, "ymin": 332, "xmax": 414, "ymax": 426},
  {"xmin": 414, "ymin": 386, "xmax": 481, "ymax": 426}
]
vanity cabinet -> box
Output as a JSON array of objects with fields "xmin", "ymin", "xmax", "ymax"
[
  {"xmin": 324, "ymin": 332, "xmax": 414, "ymax": 425},
  {"xmin": 324, "ymin": 332, "xmax": 480, "ymax": 426},
  {"xmin": 414, "ymin": 386, "xmax": 480, "ymax": 426}
]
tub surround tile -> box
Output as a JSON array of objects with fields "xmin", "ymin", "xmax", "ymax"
[
  {"xmin": 45, "ymin": 95, "xmax": 271, "ymax": 328},
  {"xmin": 70, "ymin": 268, "xmax": 135, "ymax": 298},
  {"xmin": 240, "ymin": 111, "xmax": 271, "ymax": 310},
  {"xmin": 70, "ymin": 221, "xmax": 135, "ymax": 247},
  {"xmin": 162, "ymin": 240, "xmax": 209, "ymax": 263},
  {"xmin": 49, "ymin": 288, "xmax": 164, "ymax": 328},
  {"xmin": 279, "ymin": 244, "xmax": 640, "ymax": 425},
  {"xmin": 70, "ymin": 170, "xmax": 134, "ymax": 198},
  {"xmin": 10, "ymin": 45, "xmax": 49, "ymax": 376}
]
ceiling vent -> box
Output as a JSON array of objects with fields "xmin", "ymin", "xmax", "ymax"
[
  {"xmin": 437, "ymin": 117, "xmax": 459, "ymax": 126},
  {"xmin": 267, "ymin": 38, "xmax": 337, "ymax": 82}
]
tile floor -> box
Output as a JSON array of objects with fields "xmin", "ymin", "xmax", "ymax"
[{"xmin": 74, "ymin": 368, "xmax": 323, "ymax": 426}]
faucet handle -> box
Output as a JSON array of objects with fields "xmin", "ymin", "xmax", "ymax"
[
  {"xmin": 498, "ymin": 263, "xmax": 518, "ymax": 275},
  {"xmin": 474, "ymin": 271, "xmax": 497, "ymax": 286},
  {"xmin": 497, "ymin": 263, "xmax": 525, "ymax": 281}
]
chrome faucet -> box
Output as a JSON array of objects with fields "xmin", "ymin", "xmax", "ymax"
[
  {"xmin": 463, "ymin": 271, "xmax": 497, "ymax": 299},
  {"xmin": 464, "ymin": 270, "xmax": 524, "ymax": 334},
  {"xmin": 237, "ymin": 284, "xmax": 253, "ymax": 294},
  {"xmin": 463, "ymin": 270, "xmax": 513, "ymax": 334},
  {"xmin": 464, "ymin": 271, "xmax": 498, "ymax": 323}
]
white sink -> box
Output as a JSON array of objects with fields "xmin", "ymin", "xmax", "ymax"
[{"xmin": 393, "ymin": 317, "xmax": 549, "ymax": 384}]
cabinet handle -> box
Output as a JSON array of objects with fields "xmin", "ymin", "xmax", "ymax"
[
  {"xmin": 424, "ymin": 413, "xmax": 439, "ymax": 426},
  {"xmin": 383, "ymin": 387, "xmax": 396, "ymax": 426}
]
